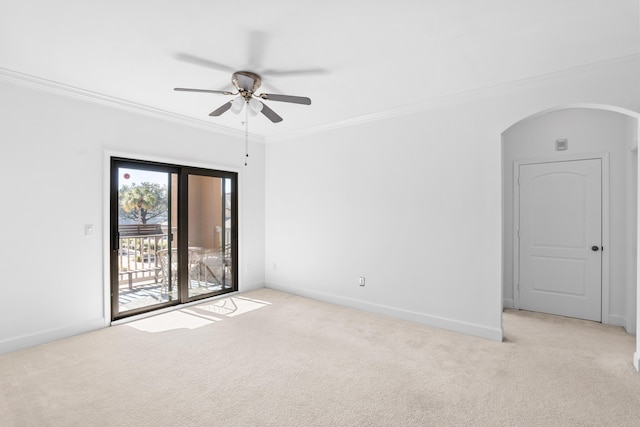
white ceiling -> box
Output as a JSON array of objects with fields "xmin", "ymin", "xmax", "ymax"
[{"xmin": 1, "ymin": 0, "xmax": 638, "ymax": 138}]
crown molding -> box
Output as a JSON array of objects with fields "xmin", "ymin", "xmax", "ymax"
[
  {"xmin": 1, "ymin": 53, "xmax": 637, "ymax": 145},
  {"xmin": 0, "ymin": 67, "xmax": 266, "ymax": 143},
  {"xmin": 267, "ymin": 53, "xmax": 640, "ymax": 143}
]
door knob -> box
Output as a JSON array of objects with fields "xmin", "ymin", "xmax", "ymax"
[{"xmin": 591, "ymin": 245, "xmax": 600, "ymax": 252}]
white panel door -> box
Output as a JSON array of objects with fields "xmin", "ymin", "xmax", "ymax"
[{"xmin": 518, "ymin": 159, "xmax": 602, "ymax": 321}]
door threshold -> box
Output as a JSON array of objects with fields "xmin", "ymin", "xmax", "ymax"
[{"xmin": 110, "ymin": 291, "xmax": 239, "ymax": 326}]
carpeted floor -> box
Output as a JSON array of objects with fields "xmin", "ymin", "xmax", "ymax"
[{"xmin": 1, "ymin": 288, "xmax": 639, "ymax": 426}]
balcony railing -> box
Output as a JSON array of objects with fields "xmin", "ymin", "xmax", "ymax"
[
  {"xmin": 117, "ymin": 224, "xmax": 232, "ymax": 293},
  {"xmin": 118, "ymin": 225, "xmax": 174, "ymax": 289}
]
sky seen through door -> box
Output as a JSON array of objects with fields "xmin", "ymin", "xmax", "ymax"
[{"xmin": 119, "ymin": 168, "xmax": 232, "ymax": 193}]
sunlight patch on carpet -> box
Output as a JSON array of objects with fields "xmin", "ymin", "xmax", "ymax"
[
  {"xmin": 196, "ymin": 296, "xmax": 271, "ymax": 317},
  {"xmin": 123, "ymin": 296, "xmax": 270, "ymax": 333},
  {"xmin": 125, "ymin": 310, "xmax": 221, "ymax": 333}
]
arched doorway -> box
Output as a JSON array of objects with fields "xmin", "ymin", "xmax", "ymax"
[{"xmin": 501, "ymin": 105, "xmax": 639, "ymax": 367}]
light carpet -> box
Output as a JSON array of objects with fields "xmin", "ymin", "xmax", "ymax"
[{"xmin": 1, "ymin": 288, "xmax": 639, "ymax": 426}]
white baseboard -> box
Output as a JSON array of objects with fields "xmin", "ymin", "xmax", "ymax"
[
  {"xmin": 266, "ymin": 283, "xmax": 503, "ymax": 342},
  {"xmin": 503, "ymin": 298, "xmax": 514, "ymax": 309},
  {"xmin": 612, "ymin": 315, "xmax": 636, "ymax": 335},
  {"xmin": 634, "ymin": 352, "xmax": 640, "ymax": 372},
  {"xmin": 608, "ymin": 314, "xmax": 631, "ymax": 333},
  {"xmin": 0, "ymin": 318, "xmax": 106, "ymax": 354}
]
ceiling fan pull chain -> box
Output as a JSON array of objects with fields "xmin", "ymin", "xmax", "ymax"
[{"xmin": 244, "ymin": 102, "xmax": 249, "ymax": 166}]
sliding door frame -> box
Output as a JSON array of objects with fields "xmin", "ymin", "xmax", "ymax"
[
  {"xmin": 180, "ymin": 166, "xmax": 239, "ymax": 304},
  {"xmin": 109, "ymin": 157, "xmax": 238, "ymax": 321}
]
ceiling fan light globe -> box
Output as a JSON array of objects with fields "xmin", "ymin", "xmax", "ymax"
[
  {"xmin": 231, "ymin": 96, "xmax": 245, "ymax": 114},
  {"xmin": 249, "ymin": 98, "xmax": 263, "ymax": 114}
]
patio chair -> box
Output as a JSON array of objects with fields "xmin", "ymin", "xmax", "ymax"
[
  {"xmin": 156, "ymin": 248, "xmax": 177, "ymax": 294},
  {"xmin": 157, "ymin": 247, "xmax": 210, "ymax": 291},
  {"xmin": 200, "ymin": 245, "xmax": 232, "ymax": 289}
]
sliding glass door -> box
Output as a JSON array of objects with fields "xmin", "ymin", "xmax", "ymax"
[
  {"xmin": 110, "ymin": 159, "xmax": 237, "ymax": 321},
  {"xmin": 185, "ymin": 171, "xmax": 236, "ymax": 299}
]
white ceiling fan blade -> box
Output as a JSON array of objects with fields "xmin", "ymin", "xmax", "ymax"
[
  {"xmin": 261, "ymin": 68, "xmax": 328, "ymax": 77},
  {"xmin": 174, "ymin": 53, "xmax": 236, "ymax": 73},
  {"xmin": 247, "ymin": 30, "xmax": 268, "ymax": 70}
]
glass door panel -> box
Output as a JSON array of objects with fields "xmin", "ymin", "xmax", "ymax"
[
  {"xmin": 112, "ymin": 163, "xmax": 178, "ymax": 318},
  {"xmin": 187, "ymin": 174, "xmax": 235, "ymax": 299}
]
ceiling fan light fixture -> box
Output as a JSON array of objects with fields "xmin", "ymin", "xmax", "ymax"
[
  {"xmin": 174, "ymin": 69, "xmax": 311, "ymax": 124},
  {"xmin": 248, "ymin": 97, "xmax": 263, "ymax": 116},
  {"xmin": 231, "ymin": 96, "xmax": 245, "ymax": 114}
]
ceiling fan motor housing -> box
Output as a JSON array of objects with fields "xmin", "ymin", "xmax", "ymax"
[{"xmin": 233, "ymin": 71, "xmax": 261, "ymax": 98}]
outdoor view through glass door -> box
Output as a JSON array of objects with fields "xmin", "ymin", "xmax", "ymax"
[
  {"xmin": 186, "ymin": 173, "xmax": 235, "ymax": 299},
  {"xmin": 110, "ymin": 159, "xmax": 237, "ymax": 320}
]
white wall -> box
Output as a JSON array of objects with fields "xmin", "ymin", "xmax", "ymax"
[
  {"xmin": 265, "ymin": 55, "xmax": 640, "ymax": 342},
  {"xmin": 502, "ymin": 108, "xmax": 638, "ymax": 332},
  {"xmin": 636, "ymin": 118, "xmax": 640, "ymax": 372},
  {"xmin": 1, "ymin": 55, "xmax": 638, "ymax": 354},
  {"xmin": 0, "ymin": 78, "xmax": 266, "ymax": 353}
]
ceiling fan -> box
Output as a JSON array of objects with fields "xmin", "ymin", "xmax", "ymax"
[{"xmin": 174, "ymin": 70, "xmax": 311, "ymax": 123}]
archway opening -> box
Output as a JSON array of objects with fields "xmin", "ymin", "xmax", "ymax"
[{"xmin": 501, "ymin": 104, "xmax": 639, "ymax": 370}]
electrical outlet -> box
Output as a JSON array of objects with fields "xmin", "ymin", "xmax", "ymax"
[{"xmin": 359, "ymin": 277, "xmax": 365, "ymax": 287}]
